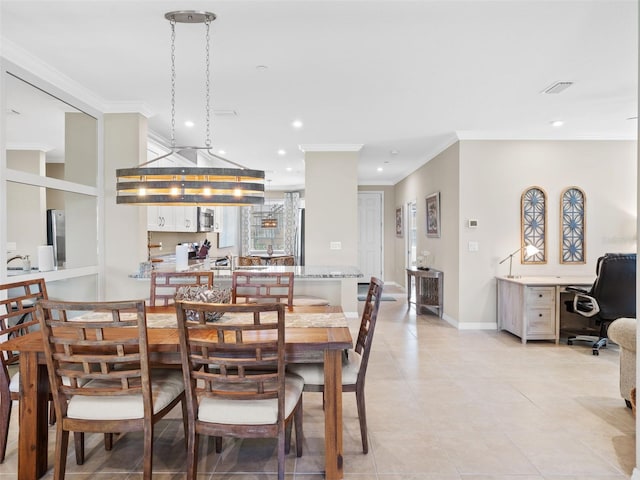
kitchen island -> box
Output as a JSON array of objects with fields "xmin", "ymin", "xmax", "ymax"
[{"xmin": 131, "ymin": 264, "xmax": 364, "ymax": 316}]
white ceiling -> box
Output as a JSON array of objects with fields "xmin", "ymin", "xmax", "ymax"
[{"xmin": 1, "ymin": 0, "xmax": 637, "ymax": 189}]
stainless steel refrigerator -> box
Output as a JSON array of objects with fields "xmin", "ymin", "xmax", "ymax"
[
  {"xmin": 46, "ymin": 209, "xmax": 65, "ymax": 267},
  {"xmin": 294, "ymin": 208, "xmax": 305, "ymax": 266}
]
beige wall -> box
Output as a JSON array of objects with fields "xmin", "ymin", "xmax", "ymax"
[
  {"xmin": 459, "ymin": 139, "xmax": 637, "ymax": 326},
  {"xmin": 394, "ymin": 142, "xmax": 461, "ymax": 321},
  {"xmin": 305, "ymin": 151, "xmax": 359, "ymax": 266},
  {"xmin": 103, "ymin": 113, "xmax": 149, "ymax": 300},
  {"xmin": 6, "ymin": 150, "xmax": 46, "ymax": 261}
]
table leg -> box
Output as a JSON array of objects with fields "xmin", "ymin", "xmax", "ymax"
[
  {"xmin": 18, "ymin": 351, "xmax": 49, "ymax": 479},
  {"xmin": 323, "ymin": 349, "xmax": 343, "ymax": 480}
]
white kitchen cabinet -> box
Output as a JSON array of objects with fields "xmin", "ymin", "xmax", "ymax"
[
  {"xmin": 212, "ymin": 206, "xmax": 223, "ymax": 233},
  {"xmin": 147, "ymin": 205, "xmax": 176, "ymax": 231},
  {"xmin": 174, "ymin": 207, "xmax": 197, "ymax": 232}
]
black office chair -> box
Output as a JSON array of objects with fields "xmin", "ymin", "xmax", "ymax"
[{"xmin": 564, "ymin": 253, "xmax": 636, "ymax": 355}]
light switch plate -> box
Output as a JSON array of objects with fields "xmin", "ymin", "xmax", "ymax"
[
  {"xmin": 468, "ymin": 241, "xmax": 479, "ymax": 252},
  {"xmin": 330, "ymin": 241, "xmax": 342, "ymax": 250}
]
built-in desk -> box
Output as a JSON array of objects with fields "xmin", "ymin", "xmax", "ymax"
[{"xmin": 496, "ymin": 276, "xmax": 594, "ymax": 344}]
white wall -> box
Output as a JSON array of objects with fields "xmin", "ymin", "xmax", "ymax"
[{"xmin": 459, "ymin": 140, "xmax": 637, "ymax": 326}]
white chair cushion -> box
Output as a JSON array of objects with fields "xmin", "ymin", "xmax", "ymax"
[
  {"xmin": 197, "ymin": 373, "xmax": 304, "ymax": 425},
  {"xmin": 9, "ymin": 372, "xmax": 19, "ymax": 393},
  {"xmin": 287, "ymin": 350, "xmax": 360, "ymax": 386},
  {"xmin": 67, "ymin": 369, "xmax": 184, "ymax": 420},
  {"xmin": 292, "ymin": 296, "xmax": 329, "ymax": 306}
]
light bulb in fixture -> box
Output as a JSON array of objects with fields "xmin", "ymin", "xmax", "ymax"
[
  {"xmin": 203, "ymin": 187, "xmax": 211, "ymax": 196},
  {"xmin": 551, "ymin": 120, "xmax": 564, "ymax": 127},
  {"xmin": 377, "ymin": 167, "xmax": 383, "ymax": 172},
  {"xmin": 218, "ymin": 149, "xmax": 226, "ymax": 155},
  {"xmin": 277, "ymin": 149, "xmax": 286, "ymax": 156},
  {"xmin": 291, "ymin": 119, "xmax": 303, "ymax": 129},
  {"xmin": 138, "ymin": 188, "xmax": 146, "ymax": 196},
  {"xmin": 170, "ymin": 187, "xmax": 179, "ymax": 196}
]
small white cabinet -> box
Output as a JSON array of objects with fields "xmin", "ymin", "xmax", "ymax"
[{"xmin": 497, "ymin": 277, "xmax": 556, "ymax": 343}]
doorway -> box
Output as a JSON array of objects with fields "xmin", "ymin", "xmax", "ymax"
[
  {"xmin": 406, "ymin": 200, "xmax": 417, "ymax": 294},
  {"xmin": 357, "ymin": 192, "xmax": 383, "ymax": 281}
]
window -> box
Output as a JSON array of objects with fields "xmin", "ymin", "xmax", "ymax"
[{"xmin": 249, "ymin": 203, "xmax": 285, "ymax": 253}]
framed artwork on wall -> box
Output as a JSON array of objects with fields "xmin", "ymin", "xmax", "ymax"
[
  {"xmin": 395, "ymin": 206, "xmax": 403, "ymax": 237},
  {"xmin": 520, "ymin": 186, "xmax": 547, "ymax": 263},
  {"xmin": 560, "ymin": 186, "xmax": 586, "ymax": 264},
  {"xmin": 426, "ymin": 192, "xmax": 441, "ymax": 238}
]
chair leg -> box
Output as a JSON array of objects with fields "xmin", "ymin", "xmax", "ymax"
[
  {"xmin": 142, "ymin": 424, "xmax": 153, "ymax": 480},
  {"xmin": 285, "ymin": 418, "xmax": 292, "ymax": 455},
  {"xmin": 49, "ymin": 401, "xmax": 56, "ymax": 425},
  {"xmin": 355, "ymin": 387, "xmax": 369, "ymax": 454},
  {"xmin": 277, "ymin": 426, "xmax": 285, "ymax": 480},
  {"xmin": 104, "ymin": 433, "xmax": 113, "ymax": 450},
  {"xmin": 0, "ymin": 395, "xmax": 11, "ymax": 463},
  {"xmin": 186, "ymin": 431, "xmax": 199, "ymax": 480},
  {"xmin": 74, "ymin": 432, "xmax": 84, "ymax": 465},
  {"xmin": 54, "ymin": 427, "xmax": 70, "ymax": 480},
  {"xmin": 215, "ymin": 436, "xmax": 222, "ymax": 453},
  {"xmin": 294, "ymin": 396, "xmax": 303, "ymax": 457}
]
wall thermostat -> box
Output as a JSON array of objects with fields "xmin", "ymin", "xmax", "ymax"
[{"xmin": 467, "ymin": 219, "xmax": 478, "ymax": 228}]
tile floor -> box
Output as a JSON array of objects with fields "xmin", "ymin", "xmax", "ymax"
[{"xmin": 0, "ymin": 283, "xmax": 635, "ymax": 479}]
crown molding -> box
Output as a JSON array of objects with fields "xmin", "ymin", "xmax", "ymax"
[
  {"xmin": 298, "ymin": 144, "xmax": 364, "ymax": 153},
  {"xmin": 2, "ymin": 38, "xmax": 155, "ymax": 117},
  {"xmin": 1, "ymin": 38, "xmax": 108, "ymax": 112},
  {"xmin": 455, "ymin": 130, "xmax": 636, "ymax": 141}
]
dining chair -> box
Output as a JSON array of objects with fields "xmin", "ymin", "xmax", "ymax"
[
  {"xmin": 175, "ymin": 301, "xmax": 304, "ymax": 480},
  {"xmin": 270, "ymin": 255, "xmax": 295, "ymax": 266},
  {"xmin": 237, "ymin": 255, "xmax": 263, "ymax": 266},
  {"xmin": 0, "ymin": 278, "xmax": 50, "ymax": 463},
  {"xmin": 35, "ymin": 299, "xmax": 186, "ymax": 480},
  {"xmin": 149, "ymin": 270, "xmax": 213, "ymax": 306},
  {"xmin": 288, "ymin": 276, "xmax": 383, "ymax": 453},
  {"xmin": 232, "ymin": 271, "xmax": 294, "ymax": 310}
]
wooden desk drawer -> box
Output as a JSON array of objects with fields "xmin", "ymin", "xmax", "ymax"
[
  {"xmin": 527, "ymin": 307, "xmax": 555, "ymax": 335},
  {"xmin": 526, "ymin": 287, "xmax": 555, "ymax": 306}
]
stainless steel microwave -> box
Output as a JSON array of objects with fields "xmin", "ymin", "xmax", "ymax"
[{"xmin": 197, "ymin": 207, "xmax": 214, "ymax": 232}]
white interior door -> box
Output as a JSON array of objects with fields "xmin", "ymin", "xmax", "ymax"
[{"xmin": 358, "ymin": 192, "xmax": 383, "ymax": 281}]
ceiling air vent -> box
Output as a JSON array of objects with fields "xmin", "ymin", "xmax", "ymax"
[{"xmin": 542, "ymin": 81, "xmax": 573, "ymax": 94}]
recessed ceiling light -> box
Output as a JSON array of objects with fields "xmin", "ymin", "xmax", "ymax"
[
  {"xmin": 286, "ymin": 167, "xmax": 293, "ymax": 172},
  {"xmin": 184, "ymin": 120, "xmax": 195, "ymax": 127},
  {"xmin": 256, "ymin": 65, "xmax": 268, "ymax": 71},
  {"xmin": 277, "ymin": 149, "xmax": 286, "ymax": 156},
  {"xmin": 218, "ymin": 149, "xmax": 226, "ymax": 155},
  {"xmin": 550, "ymin": 120, "xmax": 564, "ymax": 127},
  {"xmin": 390, "ymin": 150, "xmax": 399, "ymax": 156},
  {"xmin": 291, "ymin": 119, "xmax": 303, "ymax": 129},
  {"xmin": 377, "ymin": 167, "xmax": 383, "ymax": 172}
]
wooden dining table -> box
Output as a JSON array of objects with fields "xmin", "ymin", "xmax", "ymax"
[{"xmin": 2, "ymin": 304, "xmax": 353, "ymax": 480}]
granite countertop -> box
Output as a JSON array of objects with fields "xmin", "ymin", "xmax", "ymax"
[{"xmin": 131, "ymin": 263, "xmax": 362, "ymax": 279}]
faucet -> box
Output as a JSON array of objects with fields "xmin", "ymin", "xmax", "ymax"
[{"xmin": 7, "ymin": 255, "xmax": 24, "ymax": 264}]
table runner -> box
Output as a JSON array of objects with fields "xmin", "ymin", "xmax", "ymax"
[{"xmin": 74, "ymin": 310, "xmax": 347, "ymax": 328}]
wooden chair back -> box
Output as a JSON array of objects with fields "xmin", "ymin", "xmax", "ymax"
[
  {"xmin": 35, "ymin": 299, "xmax": 185, "ymax": 478},
  {"xmin": 36, "ymin": 299, "xmax": 152, "ymax": 421},
  {"xmin": 149, "ymin": 270, "xmax": 214, "ymax": 306},
  {"xmin": 270, "ymin": 256, "xmax": 295, "ymax": 266},
  {"xmin": 232, "ymin": 271, "xmax": 294, "ymax": 310},
  {"xmin": 354, "ymin": 277, "xmax": 384, "ymax": 381},
  {"xmin": 0, "ymin": 278, "xmax": 48, "ymax": 462},
  {"xmin": 175, "ymin": 301, "xmax": 299, "ymax": 477},
  {"xmin": 237, "ymin": 256, "xmax": 263, "ymax": 266}
]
